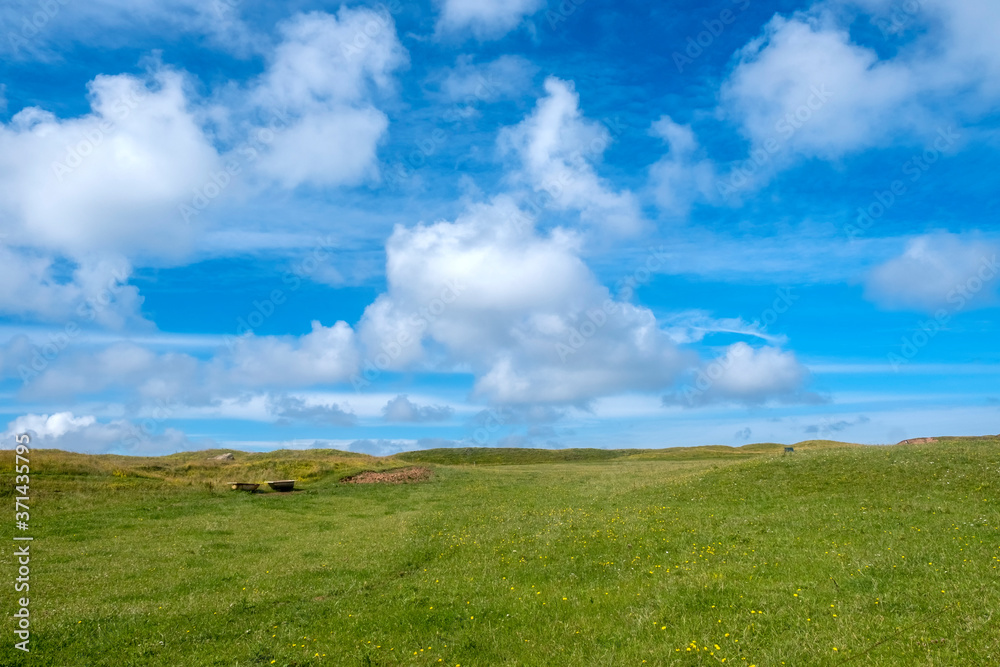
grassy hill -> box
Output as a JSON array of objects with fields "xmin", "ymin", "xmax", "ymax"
[
  {"xmin": 11, "ymin": 447, "xmax": 397, "ymax": 491},
  {"xmin": 1, "ymin": 436, "xmax": 997, "ymax": 665},
  {"xmin": 395, "ymin": 440, "xmax": 862, "ymax": 466},
  {"xmin": 395, "ymin": 446, "xmax": 645, "ymax": 465}
]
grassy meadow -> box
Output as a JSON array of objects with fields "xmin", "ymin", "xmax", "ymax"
[{"xmin": 2, "ymin": 437, "xmax": 998, "ymax": 665}]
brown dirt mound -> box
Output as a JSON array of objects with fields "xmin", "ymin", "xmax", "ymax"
[
  {"xmin": 898, "ymin": 437, "xmax": 938, "ymax": 445},
  {"xmin": 342, "ymin": 467, "xmax": 432, "ymax": 484}
]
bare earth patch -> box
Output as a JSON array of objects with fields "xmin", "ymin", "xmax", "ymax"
[
  {"xmin": 342, "ymin": 467, "xmax": 432, "ymax": 484},
  {"xmin": 898, "ymin": 437, "xmax": 939, "ymax": 445}
]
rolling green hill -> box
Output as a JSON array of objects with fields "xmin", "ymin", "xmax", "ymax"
[
  {"xmin": 1, "ymin": 436, "xmax": 997, "ymax": 665},
  {"xmin": 396, "ymin": 439, "xmax": 863, "ymax": 465}
]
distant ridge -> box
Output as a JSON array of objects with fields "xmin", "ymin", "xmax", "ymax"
[{"xmin": 394, "ymin": 440, "xmax": 863, "ymax": 466}]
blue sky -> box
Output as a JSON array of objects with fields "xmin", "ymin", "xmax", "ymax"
[{"xmin": 1, "ymin": 0, "xmax": 997, "ymax": 455}]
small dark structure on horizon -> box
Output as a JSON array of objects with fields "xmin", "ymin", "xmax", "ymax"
[{"xmin": 783, "ymin": 446, "xmax": 795, "ymax": 455}]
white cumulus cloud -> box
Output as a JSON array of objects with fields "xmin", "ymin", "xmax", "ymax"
[
  {"xmin": 223, "ymin": 320, "xmax": 361, "ymax": 387},
  {"xmin": 382, "ymin": 395, "xmax": 455, "ymax": 423},
  {"xmin": 251, "ymin": 8, "xmax": 407, "ymax": 189},
  {"xmin": 653, "ymin": 1, "xmax": 1000, "ymax": 204},
  {"xmin": 0, "ymin": 8, "xmax": 407, "ymax": 326},
  {"xmin": 4, "ymin": 412, "xmax": 197, "ymax": 454},
  {"xmin": 0, "ymin": 69, "xmax": 219, "ymax": 258},
  {"xmin": 0, "ymin": 251, "xmax": 146, "ymax": 326},
  {"xmin": 7, "ymin": 412, "xmax": 95, "ymax": 439},
  {"xmin": 648, "ymin": 116, "xmax": 719, "ymax": 216},
  {"xmin": 358, "ymin": 196, "xmax": 689, "ymax": 405},
  {"xmin": 721, "ymin": 14, "xmax": 914, "ymax": 161},
  {"xmin": 435, "ymin": 0, "xmax": 544, "ymax": 40},
  {"xmin": 664, "ymin": 342, "xmax": 812, "ymax": 407},
  {"xmin": 499, "ymin": 77, "xmax": 644, "ymax": 235},
  {"xmin": 865, "ymin": 233, "xmax": 1000, "ymax": 311}
]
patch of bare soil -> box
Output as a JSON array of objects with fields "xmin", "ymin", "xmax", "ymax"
[
  {"xmin": 342, "ymin": 467, "xmax": 432, "ymax": 484},
  {"xmin": 898, "ymin": 437, "xmax": 938, "ymax": 445}
]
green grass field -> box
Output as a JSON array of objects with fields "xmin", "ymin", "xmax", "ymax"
[{"xmin": 2, "ymin": 437, "xmax": 998, "ymax": 665}]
